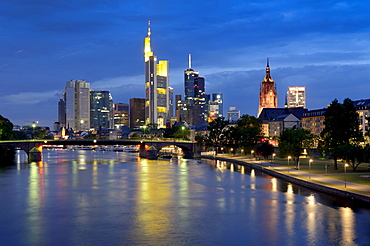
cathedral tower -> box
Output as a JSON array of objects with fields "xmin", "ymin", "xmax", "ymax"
[{"xmin": 258, "ymin": 58, "xmax": 278, "ymax": 117}]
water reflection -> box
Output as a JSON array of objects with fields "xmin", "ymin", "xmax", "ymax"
[{"xmin": 1, "ymin": 150, "xmax": 369, "ymax": 245}]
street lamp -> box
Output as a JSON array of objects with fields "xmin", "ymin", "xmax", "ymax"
[
  {"xmin": 309, "ymin": 159, "xmax": 313, "ymax": 179},
  {"xmin": 142, "ymin": 125, "xmax": 147, "ymax": 139},
  {"xmin": 344, "ymin": 164, "xmax": 349, "ymax": 188},
  {"xmin": 288, "ymin": 156, "xmax": 291, "ymax": 173},
  {"xmin": 251, "ymin": 150, "xmax": 254, "ymax": 158},
  {"xmin": 182, "ymin": 126, "xmax": 185, "ymax": 140},
  {"xmin": 272, "ymin": 153, "xmax": 276, "ymax": 165}
]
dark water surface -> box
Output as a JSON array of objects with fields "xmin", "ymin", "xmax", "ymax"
[{"xmin": 1, "ymin": 149, "xmax": 370, "ymax": 245}]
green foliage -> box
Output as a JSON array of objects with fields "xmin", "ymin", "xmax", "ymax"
[
  {"xmin": 236, "ymin": 114, "xmax": 263, "ymax": 153},
  {"xmin": 338, "ymin": 143, "xmax": 365, "ymax": 171},
  {"xmin": 207, "ymin": 117, "xmax": 229, "ymax": 153},
  {"xmin": 257, "ymin": 141, "xmax": 274, "ymax": 159},
  {"xmin": 0, "ymin": 115, "xmax": 15, "ymax": 164},
  {"xmin": 0, "ymin": 115, "xmax": 14, "ymax": 140},
  {"xmin": 279, "ymin": 128, "xmax": 314, "ymax": 166},
  {"xmin": 163, "ymin": 125, "xmax": 189, "ymax": 139},
  {"xmin": 83, "ymin": 134, "xmax": 97, "ymax": 139},
  {"xmin": 319, "ymin": 98, "xmax": 362, "ymax": 170},
  {"xmin": 196, "ymin": 115, "xmax": 262, "ymax": 155}
]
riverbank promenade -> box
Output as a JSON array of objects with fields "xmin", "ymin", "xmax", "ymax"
[{"xmin": 206, "ymin": 154, "xmax": 370, "ymax": 200}]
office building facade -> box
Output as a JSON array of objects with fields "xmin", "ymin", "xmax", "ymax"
[
  {"xmin": 286, "ymin": 86, "xmax": 306, "ymax": 108},
  {"xmin": 64, "ymin": 80, "xmax": 91, "ymax": 131},
  {"xmin": 144, "ymin": 22, "xmax": 169, "ymax": 128},
  {"xmin": 130, "ymin": 98, "xmax": 145, "ymax": 128}
]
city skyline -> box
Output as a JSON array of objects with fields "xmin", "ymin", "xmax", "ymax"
[{"xmin": 1, "ymin": 1, "xmax": 370, "ymax": 127}]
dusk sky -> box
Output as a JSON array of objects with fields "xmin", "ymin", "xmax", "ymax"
[{"xmin": 1, "ymin": 0, "xmax": 370, "ymax": 127}]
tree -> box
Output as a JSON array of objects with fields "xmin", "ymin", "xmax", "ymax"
[
  {"xmin": 0, "ymin": 115, "xmax": 16, "ymax": 163},
  {"xmin": 257, "ymin": 141, "xmax": 274, "ymax": 159},
  {"xmin": 223, "ymin": 126, "xmax": 238, "ymax": 154},
  {"xmin": 236, "ymin": 114, "xmax": 262, "ymax": 153},
  {"xmin": 279, "ymin": 128, "xmax": 314, "ymax": 167},
  {"xmin": 338, "ymin": 143, "xmax": 365, "ymax": 172},
  {"xmin": 319, "ymin": 98, "xmax": 362, "ymax": 170},
  {"xmin": 207, "ymin": 117, "xmax": 229, "ymax": 154}
]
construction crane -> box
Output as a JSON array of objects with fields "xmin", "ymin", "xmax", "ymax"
[{"xmin": 25, "ymin": 121, "xmax": 38, "ymax": 124}]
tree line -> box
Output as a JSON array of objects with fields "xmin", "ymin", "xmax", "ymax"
[{"xmin": 196, "ymin": 98, "xmax": 370, "ymax": 171}]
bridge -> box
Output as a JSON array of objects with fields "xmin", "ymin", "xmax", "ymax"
[{"xmin": 0, "ymin": 139, "xmax": 200, "ymax": 162}]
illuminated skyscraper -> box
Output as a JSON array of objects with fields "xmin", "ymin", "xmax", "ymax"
[
  {"xmin": 212, "ymin": 92, "xmax": 223, "ymax": 117},
  {"xmin": 285, "ymin": 86, "xmax": 306, "ymax": 108},
  {"xmin": 258, "ymin": 58, "xmax": 278, "ymax": 117},
  {"xmin": 64, "ymin": 80, "xmax": 90, "ymax": 131},
  {"xmin": 183, "ymin": 55, "xmax": 208, "ymax": 125},
  {"xmin": 90, "ymin": 90, "xmax": 114, "ymax": 130},
  {"xmin": 144, "ymin": 21, "xmax": 169, "ymax": 128}
]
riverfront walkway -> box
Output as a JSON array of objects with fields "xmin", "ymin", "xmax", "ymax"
[{"xmin": 211, "ymin": 154, "xmax": 370, "ymax": 198}]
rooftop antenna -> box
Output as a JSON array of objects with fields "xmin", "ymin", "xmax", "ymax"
[{"xmin": 188, "ymin": 54, "xmax": 192, "ymax": 68}]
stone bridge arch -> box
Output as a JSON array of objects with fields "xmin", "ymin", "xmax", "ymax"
[{"xmin": 139, "ymin": 141, "xmax": 196, "ymax": 159}]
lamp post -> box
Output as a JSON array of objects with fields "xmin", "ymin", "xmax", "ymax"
[
  {"xmin": 344, "ymin": 164, "xmax": 349, "ymax": 188},
  {"xmin": 182, "ymin": 126, "xmax": 185, "ymax": 140},
  {"xmin": 251, "ymin": 150, "xmax": 254, "ymax": 158},
  {"xmin": 288, "ymin": 156, "xmax": 291, "ymax": 173},
  {"xmin": 142, "ymin": 125, "xmax": 147, "ymax": 139},
  {"xmin": 309, "ymin": 159, "xmax": 313, "ymax": 179},
  {"xmin": 272, "ymin": 153, "xmax": 276, "ymax": 165}
]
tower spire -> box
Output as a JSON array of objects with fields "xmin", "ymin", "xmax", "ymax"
[
  {"xmin": 265, "ymin": 57, "xmax": 271, "ymax": 79},
  {"xmin": 147, "ymin": 20, "xmax": 151, "ymax": 37},
  {"xmin": 188, "ymin": 54, "xmax": 192, "ymax": 68},
  {"xmin": 144, "ymin": 21, "xmax": 153, "ymax": 62}
]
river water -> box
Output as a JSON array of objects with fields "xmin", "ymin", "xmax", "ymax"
[{"xmin": 0, "ymin": 149, "xmax": 370, "ymax": 245}]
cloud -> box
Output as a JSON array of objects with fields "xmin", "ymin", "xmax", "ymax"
[{"xmin": 1, "ymin": 91, "xmax": 56, "ymax": 105}]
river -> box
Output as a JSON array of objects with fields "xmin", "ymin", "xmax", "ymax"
[{"xmin": 0, "ymin": 149, "xmax": 369, "ymax": 245}]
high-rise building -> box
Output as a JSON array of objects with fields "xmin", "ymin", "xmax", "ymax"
[
  {"xmin": 64, "ymin": 80, "xmax": 90, "ymax": 131},
  {"xmin": 212, "ymin": 92, "xmax": 223, "ymax": 117},
  {"xmin": 285, "ymin": 86, "xmax": 306, "ymax": 108},
  {"xmin": 90, "ymin": 91, "xmax": 114, "ymax": 130},
  {"xmin": 130, "ymin": 98, "xmax": 145, "ymax": 128},
  {"xmin": 113, "ymin": 103, "xmax": 129, "ymax": 129},
  {"xmin": 258, "ymin": 58, "xmax": 278, "ymax": 117},
  {"xmin": 58, "ymin": 98, "xmax": 66, "ymax": 128},
  {"xmin": 168, "ymin": 86, "xmax": 174, "ymax": 118},
  {"xmin": 184, "ymin": 54, "xmax": 199, "ymax": 104},
  {"xmin": 183, "ymin": 55, "xmax": 208, "ymax": 125},
  {"xmin": 144, "ymin": 21, "xmax": 169, "ymax": 128},
  {"xmin": 227, "ymin": 107, "xmax": 240, "ymax": 124}
]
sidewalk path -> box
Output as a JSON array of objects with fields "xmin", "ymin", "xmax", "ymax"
[{"xmin": 213, "ymin": 154, "xmax": 370, "ymax": 198}]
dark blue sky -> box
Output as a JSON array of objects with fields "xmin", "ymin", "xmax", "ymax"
[{"xmin": 1, "ymin": 0, "xmax": 370, "ymax": 127}]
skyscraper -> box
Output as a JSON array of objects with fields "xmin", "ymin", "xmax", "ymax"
[
  {"xmin": 258, "ymin": 58, "xmax": 278, "ymax": 117},
  {"xmin": 90, "ymin": 90, "xmax": 113, "ymax": 130},
  {"xmin": 113, "ymin": 103, "xmax": 129, "ymax": 129},
  {"xmin": 144, "ymin": 21, "xmax": 169, "ymax": 128},
  {"xmin": 130, "ymin": 98, "xmax": 145, "ymax": 128},
  {"xmin": 212, "ymin": 92, "xmax": 223, "ymax": 117},
  {"xmin": 227, "ymin": 107, "xmax": 240, "ymax": 124},
  {"xmin": 64, "ymin": 80, "xmax": 90, "ymax": 131},
  {"xmin": 285, "ymin": 86, "xmax": 306, "ymax": 108},
  {"xmin": 183, "ymin": 55, "xmax": 208, "ymax": 125}
]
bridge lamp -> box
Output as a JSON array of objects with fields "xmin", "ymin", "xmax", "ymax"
[{"xmin": 93, "ymin": 139, "xmax": 97, "ymax": 144}]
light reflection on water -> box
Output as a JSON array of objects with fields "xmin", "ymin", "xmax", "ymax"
[{"xmin": 0, "ymin": 149, "xmax": 369, "ymax": 245}]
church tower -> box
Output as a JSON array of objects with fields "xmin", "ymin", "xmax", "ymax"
[{"xmin": 258, "ymin": 58, "xmax": 278, "ymax": 116}]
